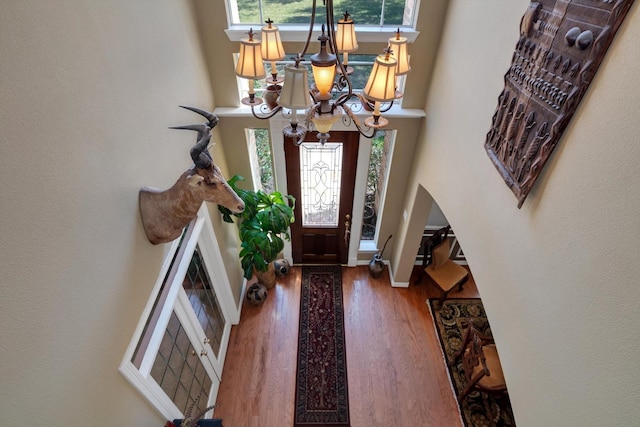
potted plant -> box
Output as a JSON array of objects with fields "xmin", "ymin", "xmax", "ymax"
[{"xmin": 218, "ymin": 175, "xmax": 295, "ymax": 288}]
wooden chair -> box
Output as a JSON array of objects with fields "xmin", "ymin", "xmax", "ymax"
[
  {"xmin": 452, "ymin": 321, "xmax": 507, "ymax": 402},
  {"xmin": 414, "ymin": 225, "xmax": 450, "ymax": 284},
  {"xmin": 424, "ymin": 238, "xmax": 468, "ymax": 301}
]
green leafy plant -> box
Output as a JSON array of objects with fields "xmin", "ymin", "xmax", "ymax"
[{"xmin": 219, "ymin": 175, "xmax": 295, "ymax": 280}]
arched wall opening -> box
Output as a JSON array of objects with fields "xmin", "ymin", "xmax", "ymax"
[
  {"xmin": 390, "ymin": 184, "xmax": 434, "ymax": 286},
  {"xmin": 390, "ymin": 183, "xmax": 471, "ymax": 288}
]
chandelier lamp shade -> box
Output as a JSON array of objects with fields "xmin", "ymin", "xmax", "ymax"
[
  {"xmin": 388, "ymin": 28, "xmax": 410, "ymax": 99},
  {"xmin": 335, "ymin": 11, "xmax": 358, "ymax": 73},
  {"xmin": 277, "ymin": 64, "xmax": 313, "ymax": 139},
  {"xmin": 234, "ymin": 0, "xmax": 413, "ymax": 145},
  {"xmin": 235, "ymin": 28, "xmax": 266, "ymax": 106},
  {"xmin": 261, "ymin": 18, "xmax": 286, "ymax": 83},
  {"xmin": 363, "ymin": 48, "xmax": 397, "ymax": 128}
]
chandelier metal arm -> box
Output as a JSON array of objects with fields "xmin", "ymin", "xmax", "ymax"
[
  {"xmin": 352, "ymin": 93, "xmax": 394, "ymax": 113},
  {"xmin": 326, "ymin": 0, "xmax": 354, "ymax": 104},
  {"xmin": 379, "ymin": 101, "xmax": 394, "ymax": 113},
  {"xmin": 251, "ymin": 103, "xmax": 282, "ymax": 119},
  {"xmin": 333, "ymin": 92, "xmax": 392, "ymax": 114},
  {"xmin": 287, "ymin": 107, "xmax": 316, "ymax": 146},
  {"xmin": 342, "ymin": 103, "xmax": 377, "ymax": 139},
  {"xmin": 297, "ymin": 0, "xmax": 318, "ymax": 63}
]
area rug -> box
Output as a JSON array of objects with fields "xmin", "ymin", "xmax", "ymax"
[
  {"xmin": 429, "ymin": 298, "xmax": 516, "ymax": 427},
  {"xmin": 294, "ymin": 265, "xmax": 349, "ymax": 427}
]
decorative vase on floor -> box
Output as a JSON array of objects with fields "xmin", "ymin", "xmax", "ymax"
[
  {"xmin": 246, "ymin": 282, "xmax": 268, "ymax": 306},
  {"xmin": 274, "ymin": 258, "xmax": 291, "ymax": 277},
  {"xmin": 368, "ymin": 254, "xmax": 384, "ymax": 278},
  {"xmin": 368, "ymin": 235, "xmax": 392, "ymax": 278}
]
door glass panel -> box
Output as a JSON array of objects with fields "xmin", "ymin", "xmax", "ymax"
[
  {"xmin": 183, "ymin": 246, "xmax": 226, "ymax": 357},
  {"xmin": 300, "ymin": 142, "xmax": 343, "ymax": 227},
  {"xmin": 150, "ymin": 311, "xmax": 213, "ymax": 415}
]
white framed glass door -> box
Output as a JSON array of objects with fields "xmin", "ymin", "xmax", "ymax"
[{"xmin": 120, "ymin": 205, "xmax": 234, "ymax": 420}]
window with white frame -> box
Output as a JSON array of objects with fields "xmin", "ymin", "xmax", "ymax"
[
  {"xmin": 361, "ymin": 130, "xmax": 393, "ymax": 241},
  {"xmin": 247, "ymin": 128, "xmax": 275, "ymax": 193},
  {"xmin": 120, "ymin": 205, "xmax": 237, "ymax": 420},
  {"xmin": 226, "ymin": 0, "xmax": 419, "ymax": 27}
]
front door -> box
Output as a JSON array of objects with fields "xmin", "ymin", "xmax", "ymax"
[{"xmin": 285, "ymin": 131, "xmax": 359, "ymax": 264}]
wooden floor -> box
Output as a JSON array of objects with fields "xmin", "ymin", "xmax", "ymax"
[{"xmin": 214, "ymin": 265, "xmax": 480, "ymax": 427}]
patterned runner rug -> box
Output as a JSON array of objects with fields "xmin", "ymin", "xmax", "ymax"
[
  {"xmin": 294, "ymin": 265, "xmax": 349, "ymax": 427},
  {"xmin": 429, "ymin": 298, "xmax": 516, "ymax": 426}
]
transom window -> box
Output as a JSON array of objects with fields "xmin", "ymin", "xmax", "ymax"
[{"xmin": 227, "ymin": 0, "xmax": 419, "ymax": 27}]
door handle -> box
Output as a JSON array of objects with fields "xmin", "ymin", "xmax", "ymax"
[{"xmin": 344, "ymin": 214, "xmax": 351, "ymax": 247}]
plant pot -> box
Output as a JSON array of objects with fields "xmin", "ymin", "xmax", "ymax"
[
  {"xmin": 254, "ymin": 262, "xmax": 277, "ymax": 289},
  {"xmin": 263, "ymin": 84, "xmax": 281, "ymax": 110}
]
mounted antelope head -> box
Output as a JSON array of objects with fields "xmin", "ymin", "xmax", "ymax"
[{"xmin": 139, "ymin": 106, "xmax": 245, "ymax": 244}]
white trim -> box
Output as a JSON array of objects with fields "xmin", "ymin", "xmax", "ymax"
[
  {"xmin": 358, "ymin": 239, "xmax": 378, "ymax": 253},
  {"xmin": 268, "ymin": 119, "xmax": 293, "ymax": 265},
  {"xmin": 347, "ymin": 134, "xmax": 373, "ymax": 267},
  {"xmin": 197, "ymin": 204, "xmax": 241, "ymax": 324},
  {"xmin": 388, "ymin": 260, "xmax": 410, "ymax": 288},
  {"xmin": 225, "ymin": 25, "xmax": 420, "ymax": 44},
  {"xmin": 237, "ymin": 276, "xmax": 249, "ymax": 319},
  {"xmin": 214, "ymin": 105, "xmax": 426, "ymax": 119}
]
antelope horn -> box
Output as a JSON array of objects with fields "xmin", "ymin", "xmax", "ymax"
[
  {"xmin": 178, "ymin": 105, "xmax": 219, "ymax": 128},
  {"xmin": 169, "ymin": 123, "xmax": 212, "ymax": 169}
]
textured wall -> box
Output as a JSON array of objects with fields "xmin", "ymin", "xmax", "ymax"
[
  {"xmin": 394, "ymin": 1, "xmax": 640, "ymax": 425},
  {"xmin": 0, "ymin": 1, "xmax": 239, "ymax": 425}
]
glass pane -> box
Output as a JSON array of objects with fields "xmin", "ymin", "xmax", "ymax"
[
  {"xmin": 382, "ymin": 0, "xmax": 410, "ymax": 26},
  {"xmin": 362, "ymin": 132, "xmax": 385, "ymax": 240},
  {"xmin": 183, "ymin": 246, "xmax": 226, "ymax": 358},
  {"xmin": 231, "ymin": 0, "xmax": 412, "ymax": 26},
  {"xmin": 132, "ymin": 225, "xmax": 193, "ymax": 367},
  {"xmin": 249, "ymin": 129, "xmax": 275, "ymax": 193},
  {"xmin": 151, "ymin": 311, "xmax": 213, "ymax": 415},
  {"xmin": 300, "ymin": 142, "xmax": 343, "ymax": 227}
]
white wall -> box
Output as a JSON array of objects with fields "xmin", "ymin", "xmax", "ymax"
[
  {"xmin": 0, "ymin": 1, "xmax": 239, "ymax": 425},
  {"xmin": 394, "ymin": 1, "xmax": 640, "ymax": 425}
]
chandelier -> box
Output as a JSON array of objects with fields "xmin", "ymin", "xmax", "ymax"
[{"xmin": 234, "ymin": 0, "xmax": 411, "ymax": 145}]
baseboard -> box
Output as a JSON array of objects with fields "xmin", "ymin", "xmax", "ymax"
[
  {"xmin": 388, "ymin": 262, "xmax": 409, "ymax": 288},
  {"xmin": 233, "ymin": 277, "xmax": 248, "ymax": 325}
]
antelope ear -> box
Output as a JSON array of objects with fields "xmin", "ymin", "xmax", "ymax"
[{"xmin": 187, "ymin": 174, "xmax": 205, "ymax": 187}]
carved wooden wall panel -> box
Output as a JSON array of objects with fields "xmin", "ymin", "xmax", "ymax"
[{"xmin": 485, "ymin": 0, "xmax": 635, "ymax": 208}]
